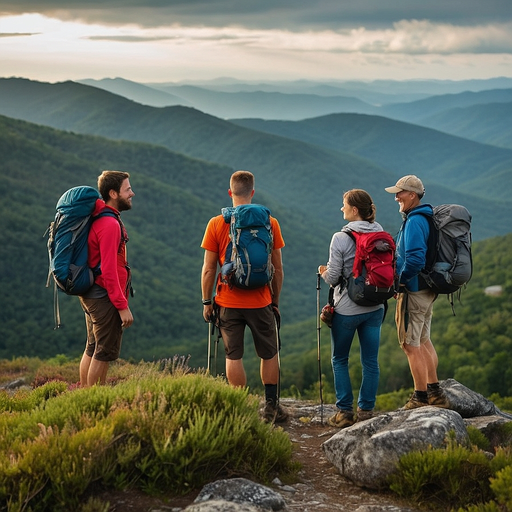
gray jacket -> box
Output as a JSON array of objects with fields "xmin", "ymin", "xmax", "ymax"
[{"xmin": 322, "ymin": 220, "xmax": 385, "ymax": 316}]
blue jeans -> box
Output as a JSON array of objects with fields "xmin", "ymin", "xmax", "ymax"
[{"xmin": 331, "ymin": 308, "xmax": 384, "ymax": 411}]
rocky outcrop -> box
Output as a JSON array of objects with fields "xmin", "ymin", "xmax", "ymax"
[
  {"xmin": 187, "ymin": 478, "xmax": 286, "ymax": 511},
  {"xmin": 186, "ymin": 498, "xmax": 266, "ymax": 512},
  {"xmin": 322, "ymin": 379, "xmax": 512, "ymax": 490},
  {"xmin": 323, "ymin": 407, "xmax": 467, "ymax": 489},
  {"xmin": 443, "ymin": 378, "xmax": 512, "ymax": 419}
]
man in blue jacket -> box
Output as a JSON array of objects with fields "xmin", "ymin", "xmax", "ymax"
[{"xmin": 385, "ymin": 175, "xmax": 449, "ymax": 409}]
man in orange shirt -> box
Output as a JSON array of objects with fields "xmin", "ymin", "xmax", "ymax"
[{"xmin": 201, "ymin": 170, "xmax": 287, "ymax": 423}]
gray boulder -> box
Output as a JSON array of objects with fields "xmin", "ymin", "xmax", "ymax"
[
  {"xmin": 185, "ymin": 499, "xmax": 264, "ymax": 511},
  {"xmin": 0, "ymin": 378, "xmax": 28, "ymax": 391},
  {"xmin": 322, "ymin": 379, "xmax": 512, "ymax": 490},
  {"xmin": 190, "ymin": 478, "xmax": 286, "ymax": 511},
  {"xmin": 442, "ymin": 378, "xmax": 512, "ymax": 419},
  {"xmin": 322, "ymin": 407, "xmax": 468, "ymax": 490}
]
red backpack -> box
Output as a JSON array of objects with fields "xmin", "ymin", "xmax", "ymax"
[{"xmin": 344, "ymin": 230, "xmax": 397, "ymax": 306}]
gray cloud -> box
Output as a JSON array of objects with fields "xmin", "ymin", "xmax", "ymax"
[
  {"xmin": 86, "ymin": 34, "xmax": 177, "ymax": 42},
  {"xmin": 0, "ymin": 32, "xmax": 38, "ymax": 37},
  {"xmin": 1, "ymin": 0, "xmax": 511, "ymax": 29}
]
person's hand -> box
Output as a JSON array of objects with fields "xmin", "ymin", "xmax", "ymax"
[
  {"xmin": 119, "ymin": 308, "xmax": 134, "ymax": 328},
  {"xmin": 394, "ymin": 284, "xmax": 406, "ymax": 298},
  {"xmin": 318, "ymin": 265, "xmax": 327, "ymax": 274},
  {"xmin": 203, "ymin": 304, "xmax": 214, "ymax": 323}
]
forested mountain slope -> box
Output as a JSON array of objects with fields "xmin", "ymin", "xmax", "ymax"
[
  {"xmin": 419, "ymin": 101, "xmax": 512, "ymax": 149},
  {"xmin": 232, "ymin": 113, "xmax": 512, "ymax": 203},
  {"xmin": 0, "ymin": 114, "xmax": 326, "ymax": 368}
]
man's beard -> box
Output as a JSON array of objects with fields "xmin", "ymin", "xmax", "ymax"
[{"xmin": 117, "ymin": 197, "xmax": 132, "ymax": 212}]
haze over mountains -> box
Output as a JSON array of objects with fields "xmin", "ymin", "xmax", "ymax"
[
  {"xmin": 1, "ymin": 74, "xmax": 511, "ymax": 380},
  {"xmin": 77, "ymin": 76, "xmax": 512, "ymax": 150}
]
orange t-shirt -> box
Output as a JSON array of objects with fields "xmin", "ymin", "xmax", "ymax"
[{"xmin": 201, "ymin": 213, "xmax": 285, "ymax": 308}]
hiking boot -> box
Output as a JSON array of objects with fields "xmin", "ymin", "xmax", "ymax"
[
  {"xmin": 327, "ymin": 410, "xmax": 355, "ymax": 429},
  {"xmin": 263, "ymin": 400, "xmax": 289, "ymax": 424},
  {"xmin": 356, "ymin": 408, "xmax": 374, "ymax": 422},
  {"xmin": 402, "ymin": 393, "xmax": 429, "ymax": 410},
  {"xmin": 428, "ymin": 388, "xmax": 451, "ymax": 409}
]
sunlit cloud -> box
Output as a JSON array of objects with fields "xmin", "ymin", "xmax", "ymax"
[
  {"xmin": 80, "ymin": 19, "xmax": 512, "ymax": 55},
  {"xmin": 1, "ymin": 13, "xmax": 511, "ymax": 82}
]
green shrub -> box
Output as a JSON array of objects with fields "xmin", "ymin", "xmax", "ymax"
[
  {"xmin": 489, "ymin": 446, "xmax": 512, "ymax": 474},
  {"xmin": 455, "ymin": 502, "xmax": 502, "ymax": 512},
  {"xmin": 488, "ymin": 393, "xmax": 512, "ymax": 413},
  {"xmin": 0, "ymin": 370, "xmax": 294, "ymax": 511},
  {"xmin": 467, "ymin": 426, "xmax": 491, "ymax": 451},
  {"xmin": 490, "ymin": 464, "xmax": 512, "ymax": 509},
  {"xmin": 388, "ymin": 441, "xmax": 494, "ymax": 510},
  {"xmin": 375, "ymin": 388, "xmax": 412, "ymax": 411},
  {"xmin": 0, "ymin": 380, "xmax": 68, "ymax": 413},
  {"xmin": 79, "ymin": 497, "xmax": 110, "ymax": 512}
]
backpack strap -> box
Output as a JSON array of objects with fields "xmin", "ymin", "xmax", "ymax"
[
  {"xmin": 94, "ymin": 209, "xmax": 127, "ymax": 249},
  {"xmin": 406, "ymin": 210, "xmax": 437, "ymax": 272},
  {"xmin": 422, "ymin": 214, "xmax": 438, "ymax": 274},
  {"xmin": 89, "ymin": 209, "xmax": 127, "ymax": 277},
  {"xmin": 339, "ymin": 228, "xmax": 356, "ymax": 286}
]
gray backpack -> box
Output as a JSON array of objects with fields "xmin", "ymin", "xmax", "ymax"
[{"xmin": 420, "ymin": 204, "xmax": 472, "ymax": 295}]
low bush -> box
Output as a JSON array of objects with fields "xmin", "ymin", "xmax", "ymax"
[
  {"xmin": 0, "ymin": 367, "xmax": 294, "ymax": 512},
  {"xmin": 389, "ymin": 440, "xmax": 512, "ymax": 511}
]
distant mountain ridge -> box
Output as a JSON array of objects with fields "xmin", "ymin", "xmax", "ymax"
[
  {"xmin": 78, "ymin": 77, "xmax": 512, "ymax": 120},
  {"xmin": 80, "ymin": 77, "xmax": 378, "ymax": 120},
  {"xmin": 0, "ymin": 77, "xmax": 510, "ymax": 242},
  {"xmin": 380, "ymin": 88, "xmax": 512, "ymax": 122},
  {"xmin": 79, "ymin": 77, "xmax": 190, "ymax": 108},
  {"xmin": 76, "ymin": 77, "xmax": 512, "ymax": 148}
]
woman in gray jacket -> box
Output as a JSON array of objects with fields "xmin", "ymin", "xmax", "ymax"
[{"xmin": 318, "ymin": 189, "xmax": 385, "ymax": 428}]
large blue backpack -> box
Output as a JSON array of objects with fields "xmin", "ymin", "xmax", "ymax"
[
  {"xmin": 220, "ymin": 204, "xmax": 274, "ymax": 289},
  {"xmin": 45, "ymin": 186, "xmax": 120, "ymax": 327},
  {"xmin": 46, "ymin": 186, "xmax": 101, "ymax": 296}
]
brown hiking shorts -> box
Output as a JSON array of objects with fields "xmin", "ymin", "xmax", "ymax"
[
  {"xmin": 80, "ymin": 295, "xmax": 123, "ymax": 362},
  {"xmin": 218, "ymin": 305, "xmax": 279, "ymax": 360}
]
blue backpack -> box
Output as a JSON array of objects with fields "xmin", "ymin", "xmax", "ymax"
[
  {"xmin": 220, "ymin": 204, "xmax": 274, "ymax": 289},
  {"xmin": 45, "ymin": 186, "xmax": 120, "ymax": 327}
]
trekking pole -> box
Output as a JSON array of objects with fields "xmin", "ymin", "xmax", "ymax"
[
  {"xmin": 316, "ymin": 272, "xmax": 324, "ymax": 424},
  {"xmin": 213, "ymin": 322, "xmax": 219, "ymax": 377},
  {"xmin": 207, "ymin": 320, "xmax": 212, "ymax": 374},
  {"xmin": 273, "ymin": 305, "xmax": 282, "ymax": 405}
]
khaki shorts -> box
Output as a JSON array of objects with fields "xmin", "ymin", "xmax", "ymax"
[
  {"xmin": 395, "ymin": 289, "xmax": 437, "ymax": 348},
  {"xmin": 80, "ymin": 295, "xmax": 123, "ymax": 362},
  {"xmin": 218, "ymin": 305, "xmax": 278, "ymax": 360}
]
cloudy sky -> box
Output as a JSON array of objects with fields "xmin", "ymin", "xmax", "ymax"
[{"xmin": 1, "ymin": 0, "xmax": 512, "ymax": 84}]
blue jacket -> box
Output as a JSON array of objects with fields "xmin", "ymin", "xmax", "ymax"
[{"xmin": 395, "ymin": 203, "xmax": 433, "ymax": 292}]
